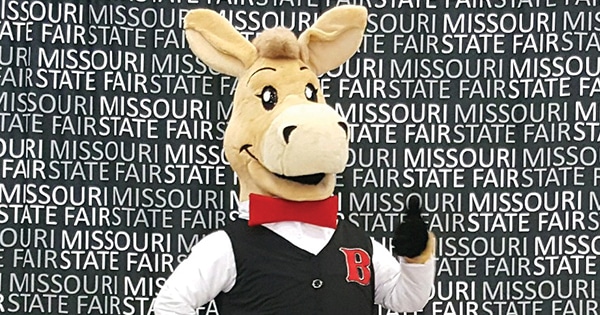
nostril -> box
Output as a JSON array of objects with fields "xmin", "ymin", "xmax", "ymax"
[
  {"xmin": 338, "ymin": 122, "xmax": 348, "ymax": 137},
  {"xmin": 283, "ymin": 126, "xmax": 297, "ymax": 144}
]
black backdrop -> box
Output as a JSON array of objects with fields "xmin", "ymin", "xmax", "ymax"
[{"xmin": 1, "ymin": 0, "xmax": 599, "ymax": 314}]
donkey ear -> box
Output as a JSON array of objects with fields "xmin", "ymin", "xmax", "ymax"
[
  {"xmin": 184, "ymin": 9, "xmax": 258, "ymax": 77},
  {"xmin": 298, "ymin": 5, "xmax": 367, "ymax": 76}
]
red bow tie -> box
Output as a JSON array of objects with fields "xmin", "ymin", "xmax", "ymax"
[{"xmin": 248, "ymin": 193, "xmax": 338, "ymax": 228}]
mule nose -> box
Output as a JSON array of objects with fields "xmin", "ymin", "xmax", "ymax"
[{"xmin": 283, "ymin": 126, "xmax": 297, "ymax": 144}]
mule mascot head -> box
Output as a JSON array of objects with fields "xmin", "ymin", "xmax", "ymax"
[{"xmin": 184, "ymin": 6, "xmax": 367, "ymax": 202}]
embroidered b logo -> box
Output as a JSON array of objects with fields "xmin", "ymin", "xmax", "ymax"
[{"xmin": 339, "ymin": 247, "xmax": 371, "ymax": 286}]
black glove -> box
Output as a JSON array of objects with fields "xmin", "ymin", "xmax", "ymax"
[{"xmin": 392, "ymin": 196, "xmax": 429, "ymax": 258}]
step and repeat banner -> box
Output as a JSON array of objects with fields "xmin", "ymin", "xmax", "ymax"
[{"xmin": 1, "ymin": 0, "xmax": 599, "ymax": 314}]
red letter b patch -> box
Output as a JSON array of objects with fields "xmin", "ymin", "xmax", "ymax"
[{"xmin": 339, "ymin": 247, "xmax": 371, "ymax": 286}]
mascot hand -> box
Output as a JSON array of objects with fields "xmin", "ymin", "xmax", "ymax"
[{"xmin": 392, "ymin": 197, "xmax": 432, "ymax": 262}]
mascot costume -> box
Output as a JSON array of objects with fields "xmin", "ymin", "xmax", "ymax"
[{"xmin": 155, "ymin": 5, "xmax": 436, "ymax": 314}]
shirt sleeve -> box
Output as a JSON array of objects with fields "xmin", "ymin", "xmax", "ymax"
[
  {"xmin": 372, "ymin": 238, "xmax": 435, "ymax": 313},
  {"xmin": 154, "ymin": 230, "xmax": 236, "ymax": 315}
]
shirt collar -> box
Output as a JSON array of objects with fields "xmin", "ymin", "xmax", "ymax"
[{"xmin": 238, "ymin": 200, "xmax": 250, "ymax": 220}]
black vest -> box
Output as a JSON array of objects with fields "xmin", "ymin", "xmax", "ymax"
[{"xmin": 215, "ymin": 220, "xmax": 375, "ymax": 315}]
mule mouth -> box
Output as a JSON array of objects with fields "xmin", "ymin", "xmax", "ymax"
[
  {"xmin": 275, "ymin": 173, "xmax": 325, "ymax": 185},
  {"xmin": 241, "ymin": 144, "xmax": 258, "ymax": 160}
]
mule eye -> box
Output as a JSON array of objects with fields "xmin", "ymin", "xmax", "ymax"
[
  {"xmin": 305, "ymin": 83, "xmax": 318, "ymax": 102},
  {"xmin": 258, "ymin": 86, "xmax": 278, "ymax": 110}
]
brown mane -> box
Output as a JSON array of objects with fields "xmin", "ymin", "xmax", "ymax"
[{"xmin": 252, "ymin": 27, "xmax": 302, "ymax": 59}]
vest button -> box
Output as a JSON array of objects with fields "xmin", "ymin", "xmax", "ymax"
[{"xmin": 312, "ymin": 279, "xmax": 323, "ymax": 289}]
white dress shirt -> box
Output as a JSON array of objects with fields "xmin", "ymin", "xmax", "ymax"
[{"xmin": 154, "ymin": 201, "xmax": 435, "ymax": 314}]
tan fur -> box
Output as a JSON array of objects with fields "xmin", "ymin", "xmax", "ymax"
[{"xmin": 252, "ymin": 28, "xmax": 302, "ymax": 59}]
